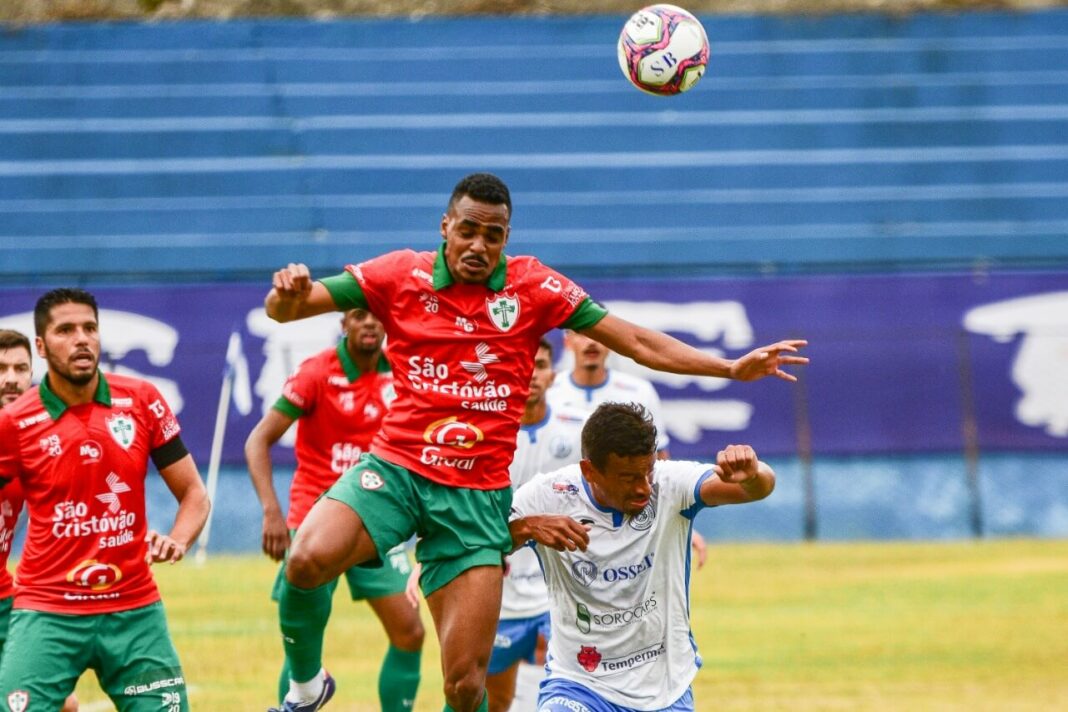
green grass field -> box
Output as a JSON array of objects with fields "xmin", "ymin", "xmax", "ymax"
[{"xmin": 70, "ymin": 539, "xmax": 1068, "ymax": 711}]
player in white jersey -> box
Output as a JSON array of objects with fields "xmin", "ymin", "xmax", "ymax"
[
  {"xmin": 487, "ymin": 338, "xmax": 588, "ymax": 712},
  {"xmin": 509, "ymin": 402, "xmax": 775, "ymax": 711},
  {"xmin": 549, "ymin": 329, "xmax": 708, "ymax": 569}
]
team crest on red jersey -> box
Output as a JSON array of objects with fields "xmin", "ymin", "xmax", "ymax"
[
  {"xmin": 105, "ymin": 413, "xmax": 136, "ymax": 449},
  {"xmin": 576, "ymin": 645, "xmax": 602, "ymax": 672},
  {"xmin": 486, "ymin": 292, "xmax": 520, "ymax": 332}
]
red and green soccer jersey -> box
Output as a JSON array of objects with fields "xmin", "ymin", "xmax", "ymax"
[
  {"xmin": 274, "ymin": 340, "xmax": 394, "ymax": 528},
  {"xmin": 321, "ymin": 245, "xmax": 607, "ymax": 490},
  {"xmin": 0, "ymin": 373, "xmax": 182, "ymax": 615},
  {"xmin": 0, "ymin": 478, "xmax": 24, "ymax": 600}
]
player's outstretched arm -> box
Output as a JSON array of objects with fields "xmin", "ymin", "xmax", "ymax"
[
  {"xmin": 580, "ymin": 314, "xmax": 808, "ymax": 382},
  {"xmin": 245, "ymin": 409, "xmax": 297, "ymax": 561},
  {"xmin": 699, "ymin": 444, "xmax": 776, "ymax": 507},
  {"xmin": 265, "ymin": 262, "xmax": 339, "ymax": 323},
  {"xmin": 150, "ymin": 454, "xmax": 211, "ymax": 564},
  {"xmin": 509, "ymin": 515, "xmax": 590, "ymax": 553}
]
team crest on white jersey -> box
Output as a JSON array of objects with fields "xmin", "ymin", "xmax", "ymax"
[
  {"xmin": 106, "ymin": 413, "xmax": 136, "ymax": 449},
  {"xmin": 6, "ymin": 690, "xmax": 28, "ymax": 712},
  {"xmin": 486, "ymin": 292, "xmax": 520, "ymax": 332}
]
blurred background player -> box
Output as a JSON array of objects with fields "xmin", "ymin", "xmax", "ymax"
[
  {"xmin": 245, "ymin": 308, "xmax": 424, "ymax": 712},
  {"xmin": 0, "ymin": 329, "xmax": 78, "ymax": 712},
  {"xmin": 549, "ymin": 329, "xmax": 708, "ymax": 568},
  {"xmin": 486, "ymin": 338, "xmax": 587, "ymax": 712},
  {"xmin": 0, "ymin": 289, "xmax": 210, "ymax": 711},
  {"xmin": 509, "ymin": 403, "xmax": 776, "ymax": 712}
]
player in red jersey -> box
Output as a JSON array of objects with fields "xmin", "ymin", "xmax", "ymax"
[
  {"xmin": 0, "ymin": 328, "xmax": 79, "ymax": 712},
  {"xmin": 0, "ymin": 289, "xmax": 211, "ymax": 711},
  {"xmin": 264, "ymin": 173, "xmax": 808, "ymax": 712},
  {"xmin": 245, "ymin": 309, "xmax": 424, "ymax": 712}
]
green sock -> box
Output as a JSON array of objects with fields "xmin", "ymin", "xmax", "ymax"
[
  {"xmin": 277, "ymin": 574, "xmax": 334, "ymax": 684},
  {"xmin": 378, "ymin": 644, "xmax": 421, "ymax": 712},
  {"xmin": 443, "ymin": 690, "xmax": 488, "ymax": 712}
]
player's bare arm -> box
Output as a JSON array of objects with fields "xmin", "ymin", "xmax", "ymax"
[
  {"xmin": 580, "ymin": 313, "xmax": 808, "ymax": 382},
  {"xmin": 265, "ymin": 263, "xmax": 339, "ymax": 322},
  {"xmin": 509, "ymin": 515, "xmax": 590, "ymax": 553},
  {"xmin": 699, "ymin": 444, "xmax": 776, "ymax": 507},
  {"xmin": 151, "ymin": 453, "xmax": 211, "ymax": 563},
  {"xmin": 245, "ymin": 409, "xmax": 298, "ymax": 561}
]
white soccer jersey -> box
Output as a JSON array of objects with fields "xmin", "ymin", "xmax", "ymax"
[
  {"xmin": 546, "ymin": 370, "xmax": 670, "ymax": 452},
  {"xmin": 501, "ymin": 404, "xmax": 587, "ymax": 619},
  {"xmin": 511, "ymin": 460, "xmax": 713, "ymax": 710}
]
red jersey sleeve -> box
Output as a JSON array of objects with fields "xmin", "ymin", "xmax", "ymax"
[
  {"xmin": 279, "ymin": 355, "xmax": 322, "ymax": 415},
  {"xmin": 0, "ymin": 411, "xmax": 19, "ymax": 485},
  {"xmin": 141, "ymin": 382, "xmax": 182, "ymax": 451},
  {"xmin": 523, "ymin": 257, "xmax": 597, "ymax": 329},
  {"xmin": 344, "ymin": 250, "xmax": 417, "ymax": 323}
]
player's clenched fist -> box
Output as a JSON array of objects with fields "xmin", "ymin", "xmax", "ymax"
[
  {"xmin": 272, "ymin": 262, "xmax": 313, "ymax": 297},
  {"xmin": 715, "ymin": 444, "xmax": 760, "ymax": 483}
]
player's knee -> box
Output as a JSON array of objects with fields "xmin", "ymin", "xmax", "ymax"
[
  {"xmin": 390, "ymin": 616, "xmax": 425, "ymax": 651},
  {"xmin": 285, "ymin": 547, "xmax": 328, "ymax": 589},
  {"xmin": 442, "ymin": 666, "xmax": 487, "ymax": 711}
]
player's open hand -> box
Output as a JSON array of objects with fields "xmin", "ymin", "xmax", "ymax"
[
  {"xmin": 145, "ymin": 530, "xmax": 187, "ymax": 565},
  {"xmin": 729, "ymin": 339, "xmax": 808, "ymax": 382},
  {"xmin": 271, "ymin": 263, "xmax": 314, "ymax": 301},
  {"xmin": 524, "ymin": 515, "xmax": 591, "ymax": 552},
  {"xmin": 714, "ymin": 444, "xmax": 760, "ymax": 484},
  {"xmin": 404, "ymin": 563, "xmax": 422, "ymax": 609},
  {"xmin": 262, "ymin": 510, "xmax": 291, "ymax": 562}
]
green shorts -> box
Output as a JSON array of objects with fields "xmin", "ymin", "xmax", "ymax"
[
  {"xmin": 271, "ymin": 537, "xmax": 412, "ymax": 602},
  {"xmin": 326, "ymin": 452, "xmax": 513, "ymax": 596},
  {"xmin": 0, "ymin": 597, "xmax": 10, "ymax": 650},
  {"xmin": 0, "ymin": 601, "xmax": 187, "ymax": 712}
]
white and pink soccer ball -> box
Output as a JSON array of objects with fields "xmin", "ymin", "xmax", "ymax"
[{"xmin": 617, "ymin": 4, "xmax": 711, "ymax": 96}]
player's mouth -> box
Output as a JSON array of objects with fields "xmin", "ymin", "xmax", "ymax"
[
  {"xmin": 0, "ymin": 389, "xmax": 20, "ymax": 404},
  {"xmin": 462, "ymin": 256, "xmax": 488, "ymax": 271},
  {"xmin": 71, "ymin": 352, "xmax": 96, "ymax": 368}
]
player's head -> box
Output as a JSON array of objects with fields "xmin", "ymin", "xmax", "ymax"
[
  {"xmin": 342, "ymin": 308, "xmax": 385, "ymax": 355},
  {"xmin": 564, "ymin": 329, "xmax": 610, "ymax": 374},
  {"xmin": 0, "ymin": 329, "xmax": 32, "ymax": 407},
  {"xmin": 580, "ymin": 402, "xmax": 658, "ymax": 516},
  {"xmin": 34, "ymin": 288, "xmax": 101, "ymax": 387},
  {"xmin": 527, "ymin": 337, "xmax": 556, "ymax": 406},
  {"xmin": 441, "ymin": 173, "xmax": 512, "ymax": 285}
]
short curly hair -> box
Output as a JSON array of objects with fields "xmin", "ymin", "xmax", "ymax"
[
  {"xmin": 581, "ymin": 402, "xmax": 658, "ymax": 471},
  {"xmin": 448, "ymin": 173, "xmax": 512, "ymax": 217}
]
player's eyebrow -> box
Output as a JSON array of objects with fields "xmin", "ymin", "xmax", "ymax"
[{"xmin": 458, "ymin": 218, "xmax": 506, "ymax": 235}]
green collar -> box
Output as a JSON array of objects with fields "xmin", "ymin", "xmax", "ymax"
[
  {"xmin": 38, "ymin": 370, "xmax": 111, "ymax": 420},
  {"xmin": 431, "ymin": 243, "xmax": 508, "ymax": 292},
  {"xmin": 336, "ymin": 338, "xmax": 390, "ymax": 383}
]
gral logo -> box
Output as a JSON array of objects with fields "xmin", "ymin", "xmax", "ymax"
[
  {"xmin": 67, "ymin": 559, "xmax": 123, "ymax": 591},
  {"xmin": 422, "ymin": 416, "xmax": 484, "ymax": 450},
  {"xmin": 570, "ymin": 559, "xmax": 598, "ymax": 587}
]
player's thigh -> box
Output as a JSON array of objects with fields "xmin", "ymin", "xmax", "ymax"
[
  {"xmin": 94, "ymin": 603, "xmax": 188, "ymax": 712},
  {"xmin": 426, "ymin": 565, "xmax": 503, "ymax": 677},
  {"xmin": 0, "ymin": 609, "xmax": 88, "ymax": 711},
  {"xmin": 309, "ymin": 454, "xmax": 422, "ymax": 571}
]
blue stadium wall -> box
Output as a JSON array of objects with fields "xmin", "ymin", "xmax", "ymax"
[{"xmin": 2, "ymin": 11, "xmax": 1067, "ymax": 546}]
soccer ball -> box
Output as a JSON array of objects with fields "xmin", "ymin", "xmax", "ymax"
[{"xmin": 617, "ymin": 4, "xmax": 710, "ymax": 96}]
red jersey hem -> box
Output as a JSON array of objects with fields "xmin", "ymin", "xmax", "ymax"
[
  {"xmin": 13, "ymin": 589, "xmax": 161, "ymax": 615},
  {"xmin": 371, "ymin": 445, "xmax": 510, "ymax": 491}
]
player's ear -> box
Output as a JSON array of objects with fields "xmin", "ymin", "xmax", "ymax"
[
  {"xmin": 440, "ymin": 213, "xmax": 449, "ymax": 239},
  {"xmin": 35, "ymin": 336, "xmax": 46, "ymax": 359},
  {"xmin": 579, "ymin": 459, "xmax": 597, "ymax": 481}
]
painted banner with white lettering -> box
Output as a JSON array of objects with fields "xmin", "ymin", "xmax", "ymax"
[{"xmin": 2, "ymin": 271, "xmax": 1066, "ymax": 464}]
